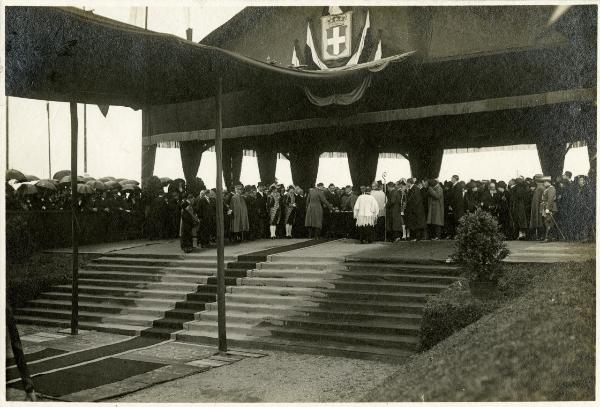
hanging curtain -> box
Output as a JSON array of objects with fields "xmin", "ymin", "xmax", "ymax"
[{"xmin": 303, "ymin": 74, "xmax": 372, "ymax": 106}]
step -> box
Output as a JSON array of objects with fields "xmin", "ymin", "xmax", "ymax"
[
  {"xmin": 238, "ymin": 277, "xmax": 448, "ymax": 293},
  {"xmin": 83, "ymin": 263, "xmax": 218, "ymax": 275},
  {"xmin": 195, "ymin": 310, "xmax": 421, "ymax": 335},
  {"xmin": 198, "ymin": 307, "xmax": 422, "ymax": 325},
  {"xmin": 165, "ymin": 307, "xmax": 205, "ymax": 320},
  {"xmin": 102, "ymin": 252, "xmax": 237, "ymax": 261},
  {"xmin": 141, "ymin": 327, "xmax": 178, "ymax": 339},
  {"xmin": 27, "ymin": 299, "xmax": 167, "ymax": 318},
  {"xmin": 229, "ymin": 285, "xmax": 432, "ymax": 303},
  {"xmin": 345, "ymin": 262, "xmax": 461, "ymax": 276},
  {"xmin": 79, "ymin": 270, "xmax": 212, "ymax": 284},
  {"xmin": 175, "ymin": 331, "xmax": 414, "ymax": 361},
  {"xmin": 53, "ymin": 285, "xmax": 192, "ymax": 300},
  {"xmin": 92, "ymin": 257, "xmax": 220, "ymax": 268},
  {"xmin": 17, "ymin": 307, "xmax": 155, "ymax": 327},
  {"xmin": 256, "ymin": 262, "xmax": 347, "ymax": 271},
  {"xmin": 151, "ymin": 317, "xmax": 188, "ymax": 330},
  {"xmin": 14, "ymin": 315, "xmax": 144, "ymax": 336},
  {"xmin": 182, "ymin": 321, "xmax": 419, "ymax": 351},
  {"xmin": 39, "ymin": 292, "xmax": 180, "ymax": 308},
  {"xmin": 267, "ymin": 255, "xmax": 344, "ymax": 264},
  {"xmin": 76, "ymin": 278, "xmax": 199, "ymax": 291}
]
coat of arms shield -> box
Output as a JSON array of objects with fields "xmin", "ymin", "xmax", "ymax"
[{"xmin": 321, "ymin": 11, "xmax": 352, "ymax": 61}]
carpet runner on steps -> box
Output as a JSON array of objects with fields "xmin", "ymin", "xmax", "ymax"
[{"xmin": 175, "ymin": 257, "xmax": 462, "ymax": 360}]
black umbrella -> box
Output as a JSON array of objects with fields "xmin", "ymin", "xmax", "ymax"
[
  {"xmin": 6, "ymin": 169, "xmax": 27, "ymax": 182},
  {"xmin": 52, "ymin": 170, "xmax": 71, "ymax": 180}
]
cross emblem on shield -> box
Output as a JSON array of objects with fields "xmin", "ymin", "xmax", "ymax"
[{"xmin": 321, "ymin": 11, "xmax": 352, "ymax": 61}]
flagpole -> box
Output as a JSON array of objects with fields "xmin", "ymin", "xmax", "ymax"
[
  {"xmin": 83, "ymin": 104, "xmax": 87, "ymax": 174},
  {"xmin": 5, "ymin": 96, "xmax": 8, "ymax": 170},
  {"xmin": 47, "ymin": 102, "xmax": 52, "ymax": 178}
]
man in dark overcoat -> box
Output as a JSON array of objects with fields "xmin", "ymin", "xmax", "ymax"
[{"xmin": 405, "ymin": 178, "xmax": 426, "ymax": 240}]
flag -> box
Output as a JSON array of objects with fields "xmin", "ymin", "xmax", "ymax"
[
  {"xmin": 346, "ymin": 10, "xmax": 371, "ymax": 66},
  {"xmin": 305, "ymin": 23, "xmax": 328, "ymax": 70}
]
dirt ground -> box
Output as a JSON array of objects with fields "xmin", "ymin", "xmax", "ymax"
[{"xmin": 112, "ymin": 350, "xmax": 400, "ymax": 402}]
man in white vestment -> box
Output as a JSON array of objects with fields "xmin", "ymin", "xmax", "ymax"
[{"xmin": 353, "ymin": 186, "xmax": 380, "ymax": 243}]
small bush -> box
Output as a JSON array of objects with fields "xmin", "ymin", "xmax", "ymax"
[
  {"xmin": 6, "ymin": 215, "xmax": 35, "ymax": 263},
  {"xmin": 452, "ymin": 209, "xmax": 510, "ymax": 283},
  {"xmin": 419, "ymin": 279, "xmax": 494, "ymax": 351}
]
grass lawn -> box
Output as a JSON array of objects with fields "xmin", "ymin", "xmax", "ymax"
[{"xmin": 364, "ymin": 260, "xmax": 595, "ymax": 402}]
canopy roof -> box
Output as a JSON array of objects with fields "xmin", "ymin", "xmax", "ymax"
[{"xmin": 5, "ymin": 6, "xmax": 412, "ymax": 109}]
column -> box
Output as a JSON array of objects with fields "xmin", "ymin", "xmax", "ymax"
[
  {"xmin": 347, "ymin": 136, "xmax": 379, "ymax": 187},
  {"xmin": 256, "ymin": 145, "xmax": 277, "ymax": 185},
  {"xmin": 179, "ymin": 140, "xmax": 207, "ymax": 187},
  {"xmin": 407, "ymin": 139, "xmax": 444, "ymax": 180},
  {"xmin": 536, "ymin": 140, "xmax": 567, "ymax": 180},
  {"xmin": 289, "ymin": 144, "xmax": 320, "ymax": 191},
  {"xmin": 140, "ymin": 110, "xmax": 156, "ymax": 185},
  {"xmin": 222, "ymin": 140, "xmax": 243, "ymax": 190}
]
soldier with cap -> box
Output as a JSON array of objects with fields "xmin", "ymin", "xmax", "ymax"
[{"xmin": 540, "ymin": 176, "xmax": 558, "ymax": 242}]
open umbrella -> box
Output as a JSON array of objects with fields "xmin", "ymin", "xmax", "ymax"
[
  {"xmin": 104, "ymin": 180, "xmax": 122, "ymax": 190},
  {"xmin": 121, "ymin": 184, "xmax": 141, "ymax": 192},
  {"xmin": 99, "ymin": 176, "xmax": 116, "ymax": 182},
  {"xmin": 119, "ymin": 179, "xmax": 140, "ymax": 186},
  {"xmin": 36, "ymin": 179, "xmax": 57, "ymax": 191},
  {"xmin": 160, "ymin": 177, "xmax": 172, "ymax": 187},
  {"xmin": 52, "ymin": 170, "xmax": 71, "ymax": 180},
  {"xmin": 17, "ymin": 184, "xmax": 38, "ymax": 195},
  {"xmin": 6, "ymin": 169, "xmax": 27, "ymax": 182},
  {"xmin": 77, "ymin": 184, "xmax": 95, "ymax": 195},
  {"xmin": 59, "ymin": 175, "xmax": 86, "ymax": 186},
  {"xmin": 82, "ymin": 176, "xmax": 95, "ymax": 182},
  {"xmin": 114, "ymin": 178, "xmax": 126, "ymax": 183},
  {"xmin": 25, "ymin": 174, "xmax": 40, "ymax": 182},
  {"xmin": 86, "ymin": 180, "xmax": 107, "ymax": 191}
]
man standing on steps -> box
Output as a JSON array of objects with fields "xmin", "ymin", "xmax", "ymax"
[
  {"xmin": 541, "ymin": 176, "xmax": 558, "ymax": 242},
  {"xmin": 405, "ymin": 178, "xmax": 426, "ymax": 241},
  {"xmin": 305, "ymin": 183, "xmax": 332, "ymax": 239}
]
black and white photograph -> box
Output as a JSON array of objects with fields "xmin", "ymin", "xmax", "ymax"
[{"xmin": 2, "ymin": 1, "xmax": 597, "ymax": 403}]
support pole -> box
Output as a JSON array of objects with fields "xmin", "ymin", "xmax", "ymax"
[
  {"xmin": 83, "ymin": 104, "xmax": 87, "ymax": 174},
  {"xmin": 5, "ymin": 96, "xmax": 9, "ymax": 170},
  {"xmin": 70, "ymin": 102, "xmax": 79, "ymax": 335},
  {"xmin": 46, "ymin": 102, "xmax": 52, "ymax": 178},
  {"xmin": 214, "ymin": 76, "xmax": 227, "ymax": 352}
]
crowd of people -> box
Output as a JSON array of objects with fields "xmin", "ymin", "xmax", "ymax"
[{"xmin": 6, "ymin": 170, "xmax": 595, "ymax": 253}]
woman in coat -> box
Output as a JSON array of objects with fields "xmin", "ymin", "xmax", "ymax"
[
  {"xmin": 180, "ymin": 200, "xmax": 199, "ymax": 253},
  {"xmin": 510, "ymin": 178, "xmax": 529, "ymax": 240},
  {"xmin": 283, "ymin": 185, "xmax": 297, "ymax": 238},
  {"xmin": 304, "ymin": 184, "xmax": 332, "ymax": 239},
  {"xmin": 426, "ymin": 179, "xmax": 444, "ymax": 240},
  {"xmin": 386, "ymin": 183, "xmax": 405, "ymax": 241}
]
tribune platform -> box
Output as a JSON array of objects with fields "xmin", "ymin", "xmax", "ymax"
[{"xmin": 9, "ymin": 238, "xmax": 595, "ymax": 400}]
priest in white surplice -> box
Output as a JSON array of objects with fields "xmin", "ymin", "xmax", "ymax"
[{"xmin": 353, "ymin": 186, "xmax": 380, "ymax": 244}]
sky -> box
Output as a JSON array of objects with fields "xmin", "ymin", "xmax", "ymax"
[{"xmin": 4, "ymin": 5, "xmax": 592, "ymax": 188}]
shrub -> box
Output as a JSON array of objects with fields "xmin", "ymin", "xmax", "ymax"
[
  {"xmin": 6, "ymin": 215, "xmax": 35, "ymax": 263},
  {"xmin": 452, "ymin": 209, "xmax": 510, "ymax": 283},
  {"xmin": 419, "ymin": 279, "xmax": 493, "ymax": 351}
]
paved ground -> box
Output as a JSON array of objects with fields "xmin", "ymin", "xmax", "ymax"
[{"xmin": 269, "ymin": 238, "xmax": 595, "ymax": 263}]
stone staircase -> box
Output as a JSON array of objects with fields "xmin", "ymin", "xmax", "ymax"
[
  {"xmin": 176, "ymin": 255, "xmax": 462, "ymax": 360},
  {"xmin": 14, "ymin": 252, "xmax": 243, "ymax": 337}
]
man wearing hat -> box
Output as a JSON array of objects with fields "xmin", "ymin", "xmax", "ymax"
[
  {"xmin": 541, "ymin": 176, "xmax": 558, "ymax": 242},
  {"xmin": 255, "ymin": 182, "xmax": 269, "ymax": 239},
  {"xmin": 405, "ymin": 178, "xmax": 426, "ymax": 241},
  {"xmin": 529, "ymin": 174, "xmax": 545, "ymax": 240}
]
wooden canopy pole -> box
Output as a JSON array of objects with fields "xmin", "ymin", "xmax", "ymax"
[
  {"xmin": 214, "ymin": 76, "xmax": 227, "ymax": 352},
  {"xmin": 5, "ymin": 96, "xmax": 9, "ymax": 170},
  {"xmin": 83, "ymin": 104, "xmax": 87, "ymax": 174},
  {"xmin": 46, "ymin": 102, "xmax": 52, "ymax": 178},
  {"xmin": 70, "ymin": 102, "xmax": 79, "ymax": 335}
]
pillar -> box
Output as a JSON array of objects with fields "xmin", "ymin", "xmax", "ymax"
[
  {"xmin": 179, "ymin": 140, "xmax": 207, "ymax": 186},
  {"xmin": 256, "ymin": 146, "xmax": 277, "ymax": 185},
  {"xmin": 289, "ymin": 144, "xmax": 320, "ymax": 191},
  {"xmin": 407, "ymin": 140, "xmax": 444, "ymax": 180},
  {"xmin": 140, "ymin": 110, "xmax": 156, "ymax": 184},
  {"xmin": 222, "ymin": 140, "xmax": 243, "ymax": 190},
  {"xmin": 536, "ymin": 141, "xmax": 567, "ymax": 180},
  {"xmin": 347, "ymin": 137, "xmax": 379, "ymax": 187}
]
